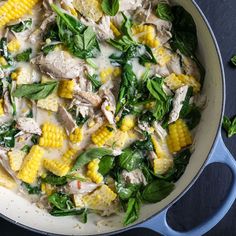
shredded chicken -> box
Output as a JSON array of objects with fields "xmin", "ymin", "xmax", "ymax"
[
  {"xmin": 69, "ymin": 180, "xmax": 98, "ymax": 194},
  {"xmin": 16, "ymin": 117, "xmax": 42, "ymax": 135},
  {"xmin": 74, "ymin": 91, "xmax": 102, "ymax": 107},
  {"xmin": 121, "ymin": 169, "xmax": 147, "ymax": 185}
]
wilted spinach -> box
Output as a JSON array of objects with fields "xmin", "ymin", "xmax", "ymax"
[
  {"xmin": 22, "ymin": 182, "xmax": 41, "ymax": 195},
  {"xmin": 68, "ymin": 106, "xmax": 88, "ymax": 126},
  {"xmin": 42, "ymin": 173, "xmax": 68, "ymax": 186},
  {"xmin": 101, "ymin": 0, "xmax": 119, "ymax": 16},
  {"xmin": 15, "ymin": 48, "xmax": 32, "ymax": 62},
  {"xmin": 156, "ymin": 3, "xmax": 174, "ymax": 22},
  {"xmin": 0, "ymin": 37, "xmax": 13, "ymax": 66},
  {"xmin": 231, "ymin": 55, "xmax": 236, "ymax": 67},
  {"xmin": 8, "ymin": 19, "xmax": 32, "ymax": 32},
  {"xmin": 98, "ymin": 155, "xmax": 115, "ymax": 176},
  {"xmin": 86, "ymin": 72, "xmax": 101, "ymax": 91}
]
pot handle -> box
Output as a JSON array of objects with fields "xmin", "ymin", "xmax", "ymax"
[{"xmin": 135, "ymin": 134, "xmax": 236, "ymax": 236}]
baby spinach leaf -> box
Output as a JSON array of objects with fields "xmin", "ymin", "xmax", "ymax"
[
  {"xmin": 118, "ymin": 148, "xmax": 143, "ymax": 172},
  {"xmin": 15, "ymin": 48, "xmax": 32, "ymax": 62},
  {"xmin": 41, "ymin": 44, "xmax": 57, "ymax": 55},
  {"xmin": 98, "ymin": 155, "xmax": 115, "ymax": 176},
  {"xmin": 101, "ymin": 0, "xmax": 119, "ymax": 16},
  {"xmin": 8, "ymin": 19, "xmax": 32, "ymax": 32},
  {"xmin": 132, "ymin": 132, "xmax": 154, "ymax": 152},
  {"xmin": 116, "ymin": 182, "xmax": 141, "ymax": 200},
  {"xmin": 43, "ymin": 23, "xmax": 60, "ymax": 41},
  {"xmin": 22, "ymin": 182, "xmax": 41, "ymax": 195},
  {"xmin": 156, "ymin": 3, "xmax": 174, "ymax": 22},
  {"xmin": 42, "ymin": 173, "xmax": 68, "ymax": 186},
  {"xmin": 48, "ymin": 192, "xmax": 74, "ymax": 210},
  {"xmin": 123, "ymin": 194, "xmax": 141, "ymax": 226},
  {"xmin": 50, "ymin": 208, "xmax": 85, "ymax": 217},
  {"xmin": 147, "ymin": 76, "xmax": 167, "ymax": 101},
  {"xmin": 184, "ymin": 105, "xmax": 201, "ymax": 130},
  {"xmin": 13, "ymin": 81, "xmax": 58, "ymax": 100},
  {"xmin": 142, "ymin": 180, "xmax": 174, "ymax": 203},
  {"xmin": 21, "ymin": 145, "xmax": 31, "ymax": 153},
  {"xmin": 72, "ymin": 148, "xmax": 112, "ymax": 170},
  {"xmin": 223, "ymin": 115, "xmax": 236, "ymax": 138},
  {"xmin": 231, "ymin": 55, "xmax": 236, "ymax": 67}
]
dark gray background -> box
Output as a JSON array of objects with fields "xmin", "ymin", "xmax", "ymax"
[{"xmin": 1, "ymin": 0, "xmax": 236, "ymax": 235}]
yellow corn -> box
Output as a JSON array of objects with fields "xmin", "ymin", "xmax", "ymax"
[
  {"xmin": 41, "ymin": 183, "xmax": 54, "ymax": 196},
  {"xmin": 17, "ymin": 145, "xmax": 44, "ymax": 184},
  {"xmin": 43, "ymin": 159, "xmax": 70, "ymax": 177},
  {"xmin": 0, "ymin": 99, "xmax": 4, "ymax": 116},
  {"xmin": 0, "ymin": 164, "xmax": 16, "ymax": 189},
  {"xmin": 43, "ymin": 148, "xmax": 77, "ymax": 176},
  {"xmin": 8, "ymin": 150, "xmax": 25, "ymax": 172},
  {"xmin": 10, "ymin": 68, "xmax": 21, "ymax": 81},
  {"xmin": 73, "ymin": 194, "xmax": 85, "ymax": 208},
  {"xmin": 7, "ymin": 39, "xmax": 20, "ymax": 53},
  {"xmin": 61, "ymin": 3, "xmax": 78, "ymax": 16},
  {"xmin": 151, "ymin": 135, "xmax": 173, "ymax": 175},
  {"xmin": 99, "ymin": 67, "xmax": 121, "ymax": 83},
  {"xmin": 82, "ymin": 185, "xmax": 117, "ymax": 210},
  {"xmin": 87, "ymin": 158, "xmax": 103, "ymax": 184},
  {"xmin": 110, "ymin": 22, "xmax": 121, "ymax": 37},
  {"xmin": 69, "ymin": 127, "xmax": 83, "ymax": 143},
  {"xmin": 120, "ymin": 115, "xmax": 136, "ymax": 132},
  {"xmin": 91, "ymin": 124, "xmax": 114, "ymax": 147},
  {"xmin": 73, "ymin": 0, "xmax": 103, "ymax": 22},
  {"xmin": 153, "ymin": 47, "xmax": 172, "ymax": 66},
  {"xmin": 165, "ymin": 73, "xmax": 201, "ymax": 94},
  {"xmin": 0, "ymin": 56, "xmax": 8, "ymax": 66},
  {"xmin": 132, "ymin": 24, "xmax": 160, "ymax": 48},
  {"xmin": 106, "ymin": 130, "xmax": 129, "ymax": 148},
  {"xmin": 39, "ymin": 122, "xmax": 64, "ymax": 148},
  {"xmin": 37, "ymin": 93, "xmax": 59, "ymax": 112},
  {"xmin": 166, "ymin": 119, "xmax": 192, "ymax": 153},
  {"xmin": 0, "ymin": 0, "xmax": 40, "ymax": 28},
  {"xmin": 58, "ymin": 80, "xmax": 75, "ymax": 99}
]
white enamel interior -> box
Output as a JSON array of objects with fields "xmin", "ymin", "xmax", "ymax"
[{"xmin": 0, "ymin": 1, "xmax": 224, "ymax": 235}]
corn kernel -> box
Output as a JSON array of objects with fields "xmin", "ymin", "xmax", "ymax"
[
  {"xmin": 7, "ymin": 39, "xmax": 20, "ymax": 53},
  {"xmin": 120, "ymin": 115, "xmax": 136, "ymax": 132}
]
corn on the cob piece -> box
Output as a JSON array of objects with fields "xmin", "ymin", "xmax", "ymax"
[
  {"xmin": 39, "ymin": 123, "xmax": 64, "ymax": 148},
  {"xmin": 17, "ymin": 145, "xmax": 44, "ymax": 184},
  {"xmin": 37, "ymin": 93, "xmax": 59, "ymax": 112},
  {"xmin": 8, "ymin": 150, "xmax": 26, "ymax": 172},
  {"xmin": 0, "ymin": 164, "xmax": 16, "ymax": 189},
  {"xmin": 41, "ymin": 183, "xmax": 54, "ymax": 196},
  {"xmin": 7, "ymin": 39, "xmax": 20, "ymax": 53},
  {"xmin": 73, "ymin": 0, "xmax": 103, "ymax": 22},
  {"xmin": 120, "ymin": 115, "xmax": 136, "ymax": 132},
  {"xmin": 43, "ymin": 159, "xmax": 70, "ymax": 177},
  {"xmin": 166, "ymin": 119, "xmax": 192, "ymax": 153},
  {"xmin": 132, "ymin": 24, "xmax": 160, "ymax": 48},
  {"xmin": 165, "ymin": 73, "xmax": 201, "ymax": 94},
  {"xmin": 61, "ymin": 148, "xmax": 77, "ymax": 165},
  {"xmin": 0, "ymin": 0, "xmax": 40, "ymax": 28},
  {"xmin": 99, "ymin": 67, "xmax": 121, "ymax": 83},
  {"xmin": 151, "ymin": 135, "xmax": 173, "ymax": 175},
  {"xmin": 106, "ymin": 130, "xmax": 129, "ymax": 148},
  {"xmin": 87, "ymin": 158, "xmax": 103, "ymax": 184},
  {"xmin": 73, "ymin": 194, "xmax": 85, "ymax": 208},
  {"xmin": 69, "ymin": 127, "xmax": 83, "ymax": 143},
  {"xmin": 0, "ymin": 56, "xmax": 7, "ymax": 66},
  {"xmin": 110, "ymin": 22, "xmax": 121, "ymax": 37},
  {"xmin": 82, "ymin": 185, "xmax": 117, "ymax": 210},
  {"xmin": 153, "ymin": 47, "xmax": 172, "ymax": 66},
  {"xmin": 91, "ymin": 124, "xmax": 114, "ymax": 147},
  {"xmin": 0, "ymin": 99, "xmax": 4, "ymax": 116},
  {"xmin": 58, "ymin": 80, "xmax": 75, "ymax": 99}
]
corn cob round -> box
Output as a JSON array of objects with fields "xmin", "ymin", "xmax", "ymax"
[
  {"xmin": 58, "ymin": 80, "xmax": 75, "ymax": 99},
  {"xmin": 69, "ymin": 127, "xmax": 83, "ymax": 144},
  {"xmin": 87, "ymin": 158, "xmax": 103, "ymax": 184},
  {"xmin": 120, "ymin": 115, "xmax": 136, "ymax": 132}
]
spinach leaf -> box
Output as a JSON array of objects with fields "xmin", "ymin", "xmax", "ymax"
[
  {"xmin": 50, "ymin": 208, "xmax": 85, "ymax": 217},
  {"xmin": 123, "ymin": 194, "xmax": 141, "ymax": 226},
  {"xmin": 0, "ymin": 37, "xmax": 13, "ymax": 66},
  {"xmin": 8, "ymin": 82, "xmax": 17, "ymax": 116},
  {"xmin": 48, "ymin": 192, "xmax": 74, "ymax": 210},
  {"xmin": 0, "ymin": 122, "xmax": 20, "ymax": 148},
  {"xmin": 42, "ymin": 173, "xmax": 68, "ymax": 186},
  {"xmin": 101, "ymin": 0, "xmax": 119, "ymax": 16},
  {"xmin": 98, "ymin": 155, "xmax": 115, "ymax": 176},
  {"xmin": 184, "ymin": 105, "xmax": 201, "ymax": 130},
  {"xmin": 156, "ymin": 3, "xmax": 174, "ymax": 22},
  {"xmin": 179, "ymin": 87, "xmax": 193, "ymax": 117},
  {"xmin": 43, "ymin": 23, "xmax": 60, "ymax": 41},
  {"xmin": 68, "ymin": 106, "xmax": 88, "ymax": 126},
  {"xmin": 118, "ymin": 148, "xmax": 143, "ymax": 172},
  {"xmin": 21, "ymin": 145, "xmax": 31, "ymax": 153},
  {"xmin": 72, "ymin": 148, "xmax": 112, "ymax": 170},
  {"xmin": 142, "ymin": 180, "xmax": 174, "ymax": 203},
  {"xmin": 22, "ymin": 182, "xmax": 41, "ymax": 195},
  {"xmin": 8, "ymin": 19, "xmax": 32, "ymax": 33},
  {"xmin": 86, "ymin": 72, "xmax": 101, "ymax": 91},
  {"xmin": 31, "ymin": 134, "xmax": 39, "ymax": 144},
  {"xmin": 116, "ymin": 63, "xmax": 138, "ymax": 114},
  {"xmin": 80, "ymin": 209, "xmax": 88, "ymax": 223},
  {"xmin": 13, "ymin": 81, "xmax": 58, "ymax": 100},
  {"xmin": 116, "ymin": 182, "xmax": 141, "ymax": 200},
  {"xmin": 15, "ymin": 48, "xmax": 32, "ymax": 62},
  {"xmin": 132, "ymin": 132, "xmax": 154, "ymax": 152},
  {"xmin": 231, "ymin": 55, "xmax": 236, "ymax": 67},
  {"xmin": 52, "ymin": 4, "xmax": 100, "ymax": 59},
  {"xmin": 41, "ymin": 44, "xmax": 57, "ymax": 55},
  {"xmin": 223, "ymin": 115, "xmax": 236, "ymax": 138},
  {"xmin": 138, "ymin": 45, "xmax": 157, "ymax": 65}
]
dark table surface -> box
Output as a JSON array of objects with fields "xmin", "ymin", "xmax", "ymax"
[{"xmin": 1, "ymin": 0, "xmax": 236, "ymax": 235}]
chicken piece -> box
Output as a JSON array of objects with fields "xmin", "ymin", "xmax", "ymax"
[
  {"xmin": 16, "ymin": 117, "xmax": 42, "ymax": 135},
  {"xmin": 3, "ymin": 91, "xmax": 13, "ymax": 116},
  {"xmin": 153, "ymin": 121, "xmax": 168, "ymax": 141},
  {"xmin": 75, "ymin": 91, "xmax": 102, "ymax": 107},
  {"xmin": 101, "ymin": 90, "xmax": 116, "ymax": 125},
  {"xmin": 121, "ymin": 169, "xmax": 147, "ymax": 185},
  {"xmin": 120, "ymin": 0, "xmax": 142, "ymax": 11},
  {"xmin": 166, "ymin": 54, "xmax": 182, "ymax": 75},
  {"xmin": 73, "ymin": 0, "xmax": 103, "ymax": 22},
  {"xmin": 69, "ymin": 180, "xmax": 98, "ymax": 194},
  {"xmin": 57, "ymin": 105, "xmax": 76, "ymax": 134},
  {"xmin": 32, "ymin": 50, "xmax": 85, "ymax": 79},
  {"xmin": 169, "ymin": 85, "xmax": 189, "ymax": 124}
]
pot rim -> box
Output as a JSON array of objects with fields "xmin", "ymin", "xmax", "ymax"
[{"xmin": 0, "ymin": 1, "xmax": 226, "ymax": 236}]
